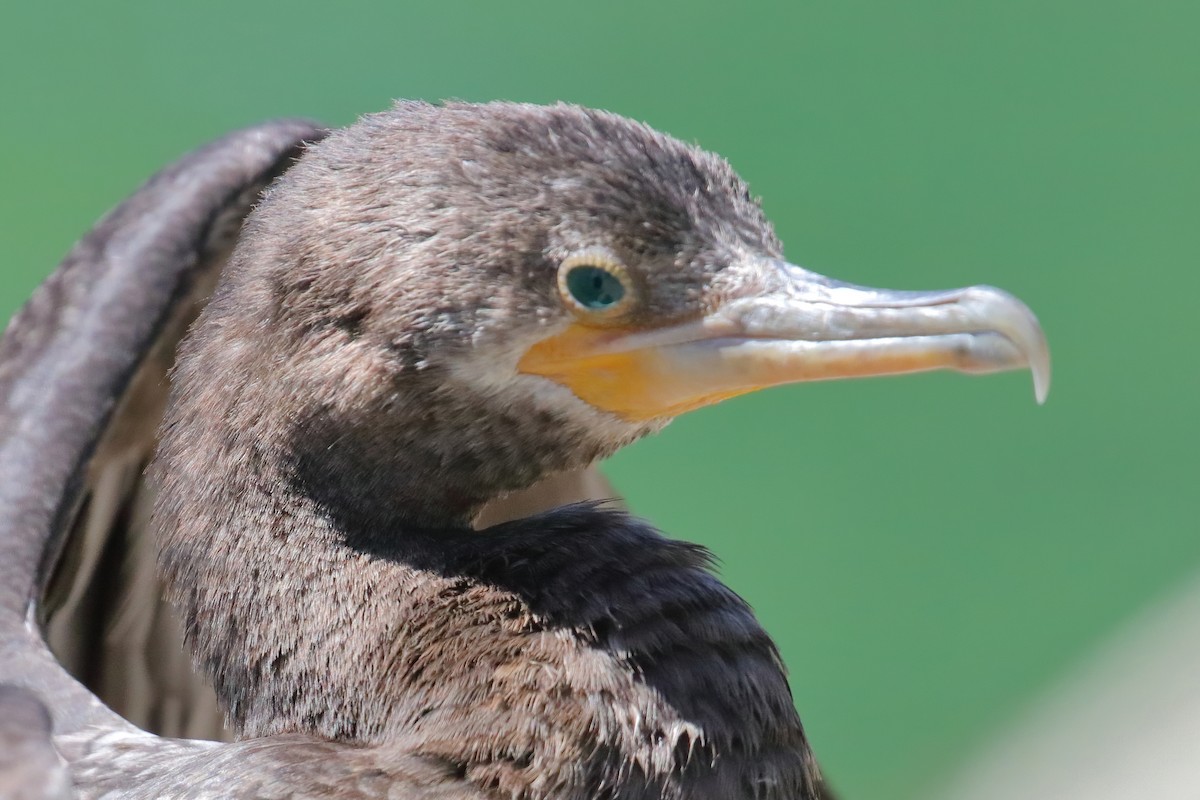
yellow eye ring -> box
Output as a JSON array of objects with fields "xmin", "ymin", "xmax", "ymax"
[{"xmin": 557, "ymin": 250, "xmax": 636, "ymax": 321}]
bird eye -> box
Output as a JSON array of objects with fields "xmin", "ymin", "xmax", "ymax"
[
  {"xmin": 558, "ymin": 252, "xmax": 634, "ymax": 319},
  {"xmin": 567, "ymin": 266, "xmax": 624, "ymax": 309}
]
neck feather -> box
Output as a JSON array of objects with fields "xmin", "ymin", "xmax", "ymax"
[
  {"xmin": 152, "ymin": 299, "xmax": 820, "ymax": 797},
  {"xmin": 155, "ymin": 445, "xmax": 820, "ymax": 798}
]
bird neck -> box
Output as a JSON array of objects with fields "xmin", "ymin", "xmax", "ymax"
[
  {"xmin": 155, "ymin": 433, "xmax": 821, "ymax": 798},
  {"xmin": 152, "ymin": 304, "xmax": 820, "ymax": 797}
]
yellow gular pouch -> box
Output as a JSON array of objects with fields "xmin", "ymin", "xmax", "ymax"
[
  {"xmin": 523, "ymin": 249, "xmax": 764, "ymax": 421},
  {"xmin": 517, "ymin": 321, "xmax": 756, "ymax": 422}
]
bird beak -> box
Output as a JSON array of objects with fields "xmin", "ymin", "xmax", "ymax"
[{"xmin": 518, "ymin": 259, "xmax": 1051, "ymax": 422}]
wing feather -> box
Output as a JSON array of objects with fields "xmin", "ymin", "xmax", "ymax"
[{"xmin": 0, "ymin": 120, "xmax": 327, "ymax": 742}]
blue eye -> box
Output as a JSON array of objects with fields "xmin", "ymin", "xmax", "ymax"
[
  {"xmin": 557, "ymin": 251, "xmax": 635, "ymax": 318},
  {"xmin": 565, "ymin": 264, "xmax": 626, "ymax": 310}
]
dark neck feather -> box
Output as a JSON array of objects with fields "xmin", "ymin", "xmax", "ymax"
[
  {"xmin": 153, "ymin": 296, "xmax": 821, "ymax": 799},
  {"xmin": 159, "ymin": 482, "xmax": 820, "ymax": 798},
  {"xmin": 155, "ymin": 418, "xmax": 823, "ymax": 798}
]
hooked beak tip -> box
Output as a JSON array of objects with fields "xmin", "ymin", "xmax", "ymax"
[{"xmin": 1033, "ymin": 357, "xmax": 1051, "ymax": 405}]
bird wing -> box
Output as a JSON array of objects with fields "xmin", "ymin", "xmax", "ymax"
[
  {"xmin": 0, "ymin": 119, "xmax": 326, "ymax": 748},
  {"xmin": 0, "ymin": 685, "xmax": 72, "ymax": 799}
]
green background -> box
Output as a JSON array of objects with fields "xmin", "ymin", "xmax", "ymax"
[{"xmin": 2, "ymin": 2, "xmax": 1195, "ymax": 797}]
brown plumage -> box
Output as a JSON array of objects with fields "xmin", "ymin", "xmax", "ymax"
[
  {"xmin": 0, "ymin": 100, "xmax": 1047, "ymax": 798},
  {"xmin": 152, "ymin": 101, "xmax": 822, "ymax": 798}
]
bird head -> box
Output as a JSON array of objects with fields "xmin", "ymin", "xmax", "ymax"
[{"xmin": 175, "ymin": 101, "xmax": 1048, "ymax": 528}]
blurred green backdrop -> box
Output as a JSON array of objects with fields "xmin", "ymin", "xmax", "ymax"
[{"xmin": 1, "ymin": 2, "xmax": 1195, "ymax": 798}]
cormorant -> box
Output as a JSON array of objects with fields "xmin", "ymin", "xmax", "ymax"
[{"xmin": 0, "ymin": 102, "xmax": 1048, "ymax": 798}]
